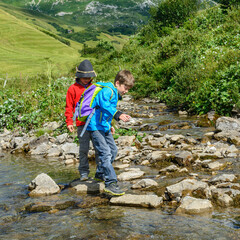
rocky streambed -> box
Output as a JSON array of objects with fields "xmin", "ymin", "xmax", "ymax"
[{"xmin": 0, "ymin": 96, "xmax": 240, "ymax": 239}]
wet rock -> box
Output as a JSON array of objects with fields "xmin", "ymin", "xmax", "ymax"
[
  {"xmin": 56, "ymin": 133, "xmax": 68, "ymax": 144},
  {"xmin": 201, "ymin": 160, "xmax": 224, "ymax": 170},
  {"xmin": 216, "ymin": 117, "xmax": 240, "ymax": 132},
  {"xmin": 64, "ymin": 158, "xmax": 78, "ymax": 165},
  {"xmin": 117, "ymin": 170, "xmax": 145, "ymax": 181},
  {"xmin": 150, "ymin": 151, "xmax": 167, "ymax": 161},
  {"xmin": 209, "ymin": 174, "xmax": 237, "ymax": 185},
  {"xmin": 141, "ymin": 160, "xmax": 150, "ymax": 165},
  {"xmin": 28, "ymin": 173, "xmax": 60, "ymax": 197},
  {"xmin": 25, "ymin": 200, "xmax": 75, "ymax": 213},
  {"xmin": 166, "ymin": 179, "xmax": 210, "ymax": 200},
  {"xmin": 28, "ymin": 135, "xmax": 49, "ymax": 150},
  {"xmin": 176, "ymin": 196, "xmax": 213, "ymax": 215},
  {"xmin": 61, "ymin": 143, "xmax": 79, "ymax": 156},
  {"xmin": 131, "ymin": 179, "xmax": 158, "ymax": 189},
  {"xmin": 70, "ymin": 179, "xmax": 104, "ymax": 194},
  {"xmin": 77, "ymin": 196, "xmax": 109, "ymax": 208},
  {"xmin": 114, "ymin": 164, "xmax": 130, "ymax": 170},
  {"xmin": 159, "ymin": 164, "xmax": 179, "ymax": 173},
  {"xmin": 214, "ymin": 130, "xmax": 240, "ymax": 146},
  {"xmin": 110, "ymin": 194, "xmax": 163, "ymax": 208},
  {"xmin": 29, "ymin": 142, "xmax": 51, "ymax": 155},
  {"xmin": 211, "ymin": 188, "xmax": 233, "ymax": 207},
  {"xmin": 46, "ymin": 146, "xmax": 62, "ymax": 157},
  {"xmin": 115, "ymin": 136, "xmax": 135, "ymax": 147},
  {"xmin": 172, "ymin": 151, "xmax": 193, "ymax": 166}
]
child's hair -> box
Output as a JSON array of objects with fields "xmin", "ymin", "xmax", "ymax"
[{"xmin": 114, "ymin": 70, "xmax": 135, "ymax": 88}]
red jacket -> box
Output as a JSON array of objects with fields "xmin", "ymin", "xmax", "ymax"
[{"xmin": 65, "ymin": 82, "xmax": 91, "ymax": 127}]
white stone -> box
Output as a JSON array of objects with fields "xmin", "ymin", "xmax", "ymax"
[
  {"xmin": 117, "ymin": 171, "xmax": 145, "ymax": 181},
  {"xmin": 28, "ymin": 173, "xmax": 60, "ymax": 197},
  {"xmin": 131, "ymin": 179, "xmax": 158, "ymax": 189},
  {"xmin": 110, "ymin": 194, "xmax": 163, "ymax": 208},
  {"xmin": 176, "ymin": 196, "xmax": 213, "ymax": 214}
]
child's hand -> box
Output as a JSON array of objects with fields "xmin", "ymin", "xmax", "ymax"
[
  {"xmin": 67, "ymin": 125, "xmax": 74, "ymax": 132},
  {"xmin": 119, "ymin": 114, "xmax": 131, "ymax": 122},
  {"xmin": 110, "ymin": 126, "xmax": 115, "ymax": 134}
]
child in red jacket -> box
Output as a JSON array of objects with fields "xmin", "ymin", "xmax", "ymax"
[{"xmin": 65, "ymin": 59, "xmax": 98, "ymax": 181}]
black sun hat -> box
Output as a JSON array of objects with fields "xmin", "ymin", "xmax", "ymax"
[{"xmin": 75, "ymin": 59, "xmax": 97, "ymax": 78}]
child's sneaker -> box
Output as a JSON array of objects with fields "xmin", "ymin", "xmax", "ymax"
[
  {"xmin": 104, "ymin": 183, "xmax": 125, "ymax": 196},
  {"xmin": 94, "ymin": 174, "xmax": 105, "ymax": 182},
  {"xmin": 80, "ymin": 174, "xmax": 88, "ymax": 181}
]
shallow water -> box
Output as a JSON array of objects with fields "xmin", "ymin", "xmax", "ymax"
[{"xmin": 0, "ymin": 153, "xmax": 239, "ymax": 240}]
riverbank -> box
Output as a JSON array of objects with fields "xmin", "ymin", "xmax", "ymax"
[{"xmin": 0, "ymin": 96, "xmax": 240, "ymax": 238}]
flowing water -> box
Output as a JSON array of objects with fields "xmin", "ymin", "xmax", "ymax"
[{"xmin": 0, "ymin": 103, "xmax": 240, "ymax": 239}]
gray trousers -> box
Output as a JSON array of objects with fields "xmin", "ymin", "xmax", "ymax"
[{"xmin": 77, "ymin": 125, "xmax": 99, "ymax": 176}]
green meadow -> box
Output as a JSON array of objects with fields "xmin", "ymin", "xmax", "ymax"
[{"xmin": 0, "ymin": 7, "xmax": 81, "ymax": 82}]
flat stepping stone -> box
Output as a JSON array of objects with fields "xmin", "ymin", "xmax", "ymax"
[{"xmin": 110, "ymin": 194, "xmax": 163, "ymax": 208}]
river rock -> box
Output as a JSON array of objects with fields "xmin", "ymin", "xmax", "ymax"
[
  {"xmin": 56, "ymin": 133, "xmax": 68, "ymax": 144},
  {"xmin": 159, "ymin": 164, "xmax": 179, "ymax": 173},
  {"xmin": 172, "ymin": 151, "xmax": 193, "ymax": 166},
  {"xmin": 46, "ymin": 146, "xmax": 62, "ymax": 157},
  {"xmin": 28, "ymin": 173, "xmax": 60, "ymax": 197},
  {"xmin": 61, "ymin": 143, "xmax": 79, "ymax": 156},
  {"xmin": 114, "ymin": 164, "xmax": 130, "ymax": 170},
  {"xmin": 211, "ymin": 188, "xmax": 233, "ymax": 207},
  {"xmin": 117, "ymin": 170, "xmax": 145, "ymax": 181},
  {"xmin": 29, "ymin": 143, "xmax": 51, "ymax": 155},
  {"xmin": 165, "ymin": 179, "xmax": 210, "ymax": 200},
  {"xmin": 176, "ymin": 196, "xmax": 213, "ymax": 214},
  {"xmin": 131, "ymin": 179, "xmax": 158, "ymax": 189},
  {"xmin": 148, "ymin": 136, "xmax": 167, "ymax": 148},
  {"xmin": 209, "ymin": 174, "xmax": 237, "ymax": 185},
  {"xmin": 201, "ymin": 160, "xmax": 224, "ymax": 170},
  {"xmin": 216, "ymin": 117, "xmax": 240, "ymax": 132},
  {"xmin": 115, "ymin": 136, "xmax": 135, "ymax": 147},
  {"xmin": 150, "ymin": 151, "xmax": 167, "ymax": 161},
  {"xmin": 110, "ymin": 194, "xmax": 163, "ymax": 208},
  {"xmin": 25, "ymin": 200, "xmax": 75, "ymax": 213},
  {"xmin": 70, "ymin": 180, "xmax": 104, "ymax": 194}
]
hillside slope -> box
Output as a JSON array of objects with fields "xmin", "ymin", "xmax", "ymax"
[
  {"xmin": 0, "ymin": 0, "xmax": 159, "ymax": 35},
  {"xmin": 0, "ymin": 7, "xmax": 80, "ymax": 79}
]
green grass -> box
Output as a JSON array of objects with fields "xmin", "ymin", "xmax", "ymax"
[{"xmin": 0, "ymin": 7, "xmax": 81, "ymax": 80}]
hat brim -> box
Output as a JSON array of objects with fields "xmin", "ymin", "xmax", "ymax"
[{"xmin": 75, "ymin": 72, "xmax": 96, "ymax": 78}]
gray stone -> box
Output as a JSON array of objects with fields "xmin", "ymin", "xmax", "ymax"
[
  {"xmin": 209, "ymin": 174, "xmax": 237, "ymax": 185},
  {"xmin": 46, "ymin": 147, "xmax": 62, "ymax": 157},
  {"xmin": 172, "ymin": 151, "xmax": 193, "ymax": 166},
  {"xmin": 216, "ymin": 117, "xmax": 240, "ymax": 132},
  {"xmin": 166, "ymin": 179, "xmax": 210, "ymax": 200},
  {"xmin": 150, "ymin": 151, "xmax": 167, "ymax": 161},
  {"xmin": 176, "ymin": 196, "xmax": 213, "ymax": 214},
  {"xmin": 117, "ymin": 170, "xmax": 145, "ymax": 181},
  {"xmin": 28, "ymin": 173, "xmax": 60, "ymax": 197},
  {"xmin": 159, "ymin": 164, "xmax": 179, "ymax": 173},
  {"xmin": 114, "ymin": 164, "xmax": 130, "ymax": 170},
  {"xmin": 56, "ymin": 133, "xmax": 68, "ymax": 144},
  {"xmin": 131, "ymin": 179, "xmax": 158, "ymax": 189},
  {"xmin": 70, "ymin": 180, "xmax": 104, "ymax": 194},
  {"xmin": 110, "ymin": 194, "xmax": 163, "ymax": 208},
  {"xmin": 30, "ymin": 143, "xmax": 51, "ymax": 155},
  {"xmin": 61, "ymin": 143, "xmax": 79, "ymax": 156}
]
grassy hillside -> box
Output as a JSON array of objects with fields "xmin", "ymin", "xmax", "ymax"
[
  {"xmin": 0, "ymin": 0, "xmax": 159, "ymax": 35},
  {"xmin": 0, "ymin": 7, "xmax": 82, "ymax": 82},
  {"xmin": 87, "ymin": 0, "xmax": 240, "ymax": 116}
]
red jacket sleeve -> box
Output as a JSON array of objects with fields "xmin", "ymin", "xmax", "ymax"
[{"xmin": 65, "ymin": 85, "xmax": 75, "ymax": 126}]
